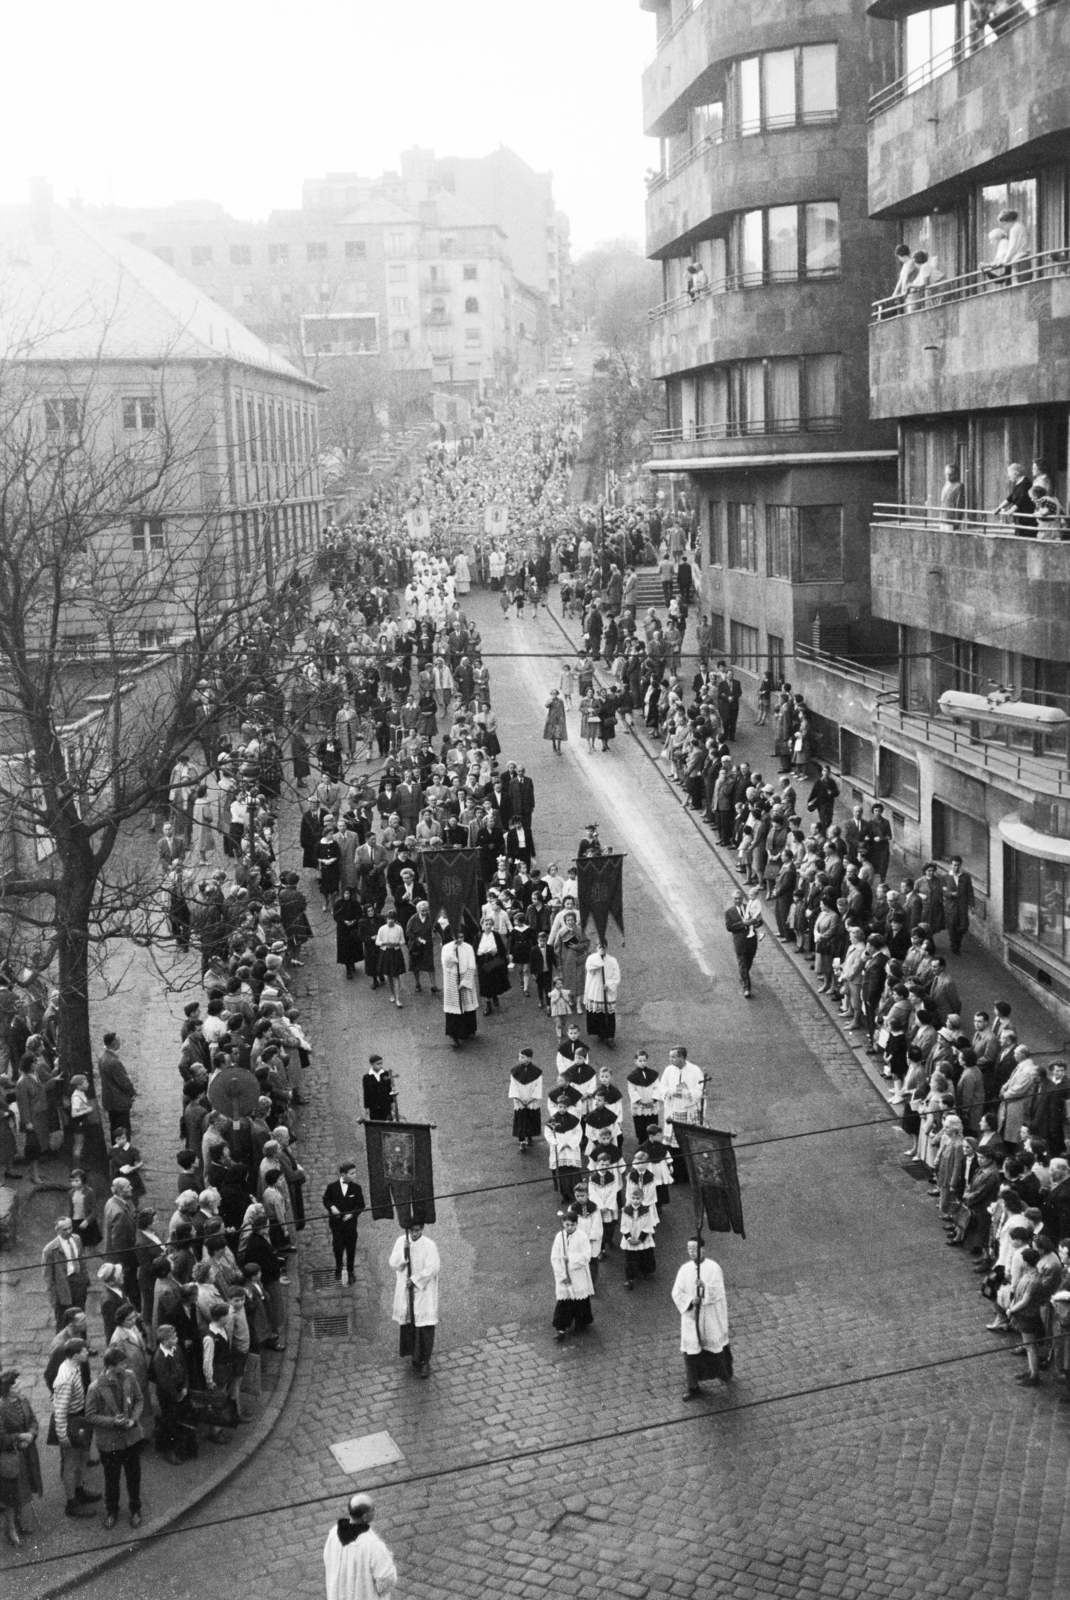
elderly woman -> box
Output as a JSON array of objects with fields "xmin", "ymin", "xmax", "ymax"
[
  {"xmin": 108, "ymin": 1303, "xmax": 150, "ymax": 1394},
  {"xmin": 999, "ymin": 1045, "xmax": 1042, "ymax": 1150},
  {"xmin": 0, "ymin": 1370, "xmax": 41, "ymax": 1547},
  {"xmin": 475, "ymin": 916, "xmax": 511, "ymax": 1018},
  {"xmin": 583, "ymin": 943, "xmax": 621, "ymax": 1047}
]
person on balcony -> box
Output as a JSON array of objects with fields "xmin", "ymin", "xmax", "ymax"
[
  {"xmin": 992, "ymin": 463, "xmax": 1036, "ymax": 536},
  {"xmin": 685, "ymin": 261, "xmax": 708, "ymax": 302},
  {"xmin": 906, "ymin": 250, "xmax": 943, "ymax": 310},
  {"xmin": 940, "ymin": 463, "xmax": 966, "ymax": 528}
]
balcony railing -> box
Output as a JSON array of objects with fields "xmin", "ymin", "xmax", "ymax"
[
  {"xmin": 650, "ymin": 266, "xmax": 840, "ymax": 320},
  {"xmin": 646, "ymin": 110, "xmax": 838, "ymax": 193},
  {"xmin": 796, "ymin": 641, "xmax": 898, "ymax": 696},
  {"xmin": 645, "ymin": 0, "xmax": 707, "ymax": 70},
  {"xmin": 868, "ymin": 0, "xmax": 1062, "ymax": 118},
  {"xmin": 873, "ymin": 501, "xmax": 1069, "ymax": 541},
  {"xmin": 653, "ymin": 415, "xmax": 843, "ymax": 447},
  {"xmin": 875, "ymin": 701, "xmax": 1070, "ymax": 798},
  {"xmin": 871, "ymin": 248, "xmax": 1070, "ymax": 322}
]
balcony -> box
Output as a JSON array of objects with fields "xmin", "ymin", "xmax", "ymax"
[
  {"xmin": 646, "ymin": 119, "xmax": 847, "ymax": 257},
  {"xmin": 874, "ymin": 700, "xmax": 1070, "ymax": 802},
  {"xmin": 869, "ymin": 253, "xmax": 1070, "ymax": 417},
  {"xmin": 648, "ymin": 273, "xmax": 841, "ymax": 379},
  {"xmin": 870, "ymin": 505, "xmax": 1070, "ymax": 659},
  {"xmin": 868, "ymin": 0, "xmax": 1069, "ymax": 215},
  {"xmin": 421, "ymin": 277, "xmax": 452, "ymax": 294}
]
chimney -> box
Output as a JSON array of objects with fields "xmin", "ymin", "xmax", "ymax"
[{"xmin": 29, "ymin": 175, "xmax": 54, "ymax": 244}]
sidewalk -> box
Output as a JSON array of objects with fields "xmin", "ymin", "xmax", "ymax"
[
  {"xmin": 0, "ymin": 804, "xmax": 309, "ymax": 1598},
  {"xmin": 543, "ymin": 587, "xmax": 1066, "ymax": 1082}
]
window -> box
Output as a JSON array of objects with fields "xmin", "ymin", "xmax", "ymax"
[
  {"xmin": 391, "ymin": 329, "xmax": 411, "ymax": 349},
  {"xmin": 465, "ymin": 297, "xmax": 480, "ymax": 314},
  {"xmin": 805, "ymin": 354, "xmax": 841, "ymax": 430},
  {"xmin": 302, "ymin": 314, "xmax": 379, "ymax": 354},
  {"xmin": 463, "ymin": 264, "xmax": 477, "ymax": 280},
  {"xmin": 707, "ymin": 500, "xmax": 723, "ymax": 565},
  {"xmin": 137, "ymin": 627, "xmax": 172, "ymax": 649},
  {"xmin": 932, "ymin": 799, "xmax": 989, "ymax": 890},
  {"xmin": 1008, "ymin": 849, "xmax": 1070, "ymax": 963},
  {"xmin": 440, "ymin": 237, "xmax": 455, "ymax": 255},
  {"xmin": 61, "ymin": 632, "xmax": 98, "ymax": 655},
  {"xmin": 729, "ymin": 620, "xmax": 760, "ymax": 672},
  {"xmin": 388, "ymin": 264, "xmax": 408, "ymax": 283},
  {"xmin": 307, "ymin": 242, "xmax": 328, "ymax": 262},
  {"xmin": 240, "ymin": 511, "xmax": 251, "ymax": 571},
  {"xmin": 268, "ymin": 242, "xmax": 289, "ymax": 265},
  {"xmin": 767, "ymin": 633, "xmax": 785, "ymax": 681},
  {"xmin": 389, "ymin": 297, "xmax": 410, "ymax": 316},
  {"xmin": 131, "ymin": 517, "xmax": 165, "ymax": 553},
  {"xmin": 345, "ymin": 239, "xmax": 367, "ymax": 260},
  {"xmin": 230, "ymin": 244, "xmax": 252, "ymax": 266},
  {"xmin": 729, "ymin": 202, "xmax": 839, "ymax": 286},
  {"xmin": 902, "ymin": 4, "xmax": 960, "ymax": 91},
  {"xmin": 122, "ymin": 396, "xmax": 156, "ymax": 432},
  {"xmin": 44, "ymin": 398, "xmax": 81, "ymax": 436},
  {"xmin": 190, "ymin": 246, "xmax": 212, "ymax": 267},
  {"xmin": 878, "ymin": 746, "xmax": 919, "ymax": 811},
  {"xmin": 247, "ymin": 398, "xmax": 258, "ymax": 466},
  {"xmin": 726, "ymin": 504, "xmax": 758, "ymax": 571},
  {"xmin": 708, "ymin": 613, "xmax": 726, "ymax": 653},
  {"xmin": 153, "ymin": 246, "xmax": 174, "ymax": 266},
  {"xmin": 387, "ymin": 232, "xmax": 405, "ymax": 255},
  {"xmin": 840, "ymin": 729, "xmax": 874, "ymax": 784},
  {"xmin": 464, "ymin": 328, "xmax": 482, "ymax": 345},
  {"xmin": 765, "ymin": 506, "xmax": 843, "ymax": 580},
  {"xmin": 734, "ymin": 43, "xmax": 838, "ymax": 135}
]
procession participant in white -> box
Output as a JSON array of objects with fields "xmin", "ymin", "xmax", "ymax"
[
  {"xmin": 551, "ymin": 1207, "xmax": 594, "ymax": 1340},
  {"xmin": 583, "ymin": 942, "xmax": 621, "ymax": 1047},
  {"xmin": 388, "ymin": 1223, "xmax": 440, "ymax": 1378},
  {"xmin": 323, "ymin": 1492, "xmax": 398, "ymax": 1600},
  {"xmin": 659, "ymin": 1046, "xmax": 706, "ymax": 1184},
  {"xmin": 672, "ymin": 1237, "xmax": 733, "ymax": 1400},
  {"xmin": 508, "ymin": 1048, "xmax": 543, "ymax": 1152}
]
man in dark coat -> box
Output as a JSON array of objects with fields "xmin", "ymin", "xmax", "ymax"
[
  {"xmin": 944, "ymin": 856, "xmax": 976, "ymax": 955},
  {"xmin": 322, "ymin": 1160, "xmax": 366, "ymax": 1284},
  {"xmin": 772, "ymin": 851, "xmax": 797, "ymax": 942},
  {"xmin": 725, "ymin": 890, "xmax": 760, "ymax": 999},
  {"xmin": 97, "ymin": 1032, "xmax": 136, "ymax": 1138}
]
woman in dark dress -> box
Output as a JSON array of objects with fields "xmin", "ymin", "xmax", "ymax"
[
  {"xmin": 334, "ymin": 889, "xmax": 363, "ymax": 980},
  {"xmin": 317, "ymin": 827, "xmax": 341, "ymax": 913},
  {"xmin": 358, "ymin": 906, "xmax": 384, "ymax": 989},
  {"xmin": 475, "ymin": 917, "xmax": 511, "ymax": 1018}
]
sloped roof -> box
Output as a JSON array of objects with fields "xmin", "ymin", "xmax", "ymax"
[
  {"xmin": 335, "ymin": 196, "xmax": 423, "ymax": 227},
  {"xmin": 422, "ymin": 192, "xmax": 505, "ymax": 234},
  {"xmin": 0, "ymin": 203, "xmax": 318, "ymax": 386}
]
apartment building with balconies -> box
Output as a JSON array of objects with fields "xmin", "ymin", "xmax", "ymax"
[
  {"xmin": 854, "ymin": 0, "xmax": 1070, "ymax": 1013},
  {"xmin": 641, "ymin": 0, "xmax": 898, "ymax": 687}
]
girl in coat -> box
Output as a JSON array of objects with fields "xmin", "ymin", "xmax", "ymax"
[{"xmin": 543, "ymin": 691, "xmax": 568, "ymax": 755}]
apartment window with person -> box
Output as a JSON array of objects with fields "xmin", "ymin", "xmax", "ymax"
[
  {"xmin": 131, "ymin": 517, "xmax": 165, "ymax": 554},
  {"xmin": 726, "ymin": 504, "xmax": 759, "ymax": 571},
  {"xmin": 268, "ymin": 242, "xmax": 289, "ymax": 265},
  {"xmin": 190, "ymin": 246, "xmax": 212, "ymax": 267},
  {"xmin": 230, "ymin": 244, "xmax": 252, "ymax": 266},
  {"xmin": 122, "ymin": 396, "xmax": 156, "ymax": 432},
  {"xmin": 732, "ymin": 42, "xmax": 837, "ymax": 136}
]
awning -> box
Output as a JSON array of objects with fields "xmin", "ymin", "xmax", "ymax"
[
  {"xmin": 938, "ymin": 691, "xmax": 1069, "ymax": 730},
  {"xmin": 998, "ymin": 817, "xmax": 1070, "ymax": 864}
]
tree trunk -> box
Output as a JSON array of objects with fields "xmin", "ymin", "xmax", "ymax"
[{"xmin": 55, "ymin": 860, "xmax": 95, "ymax": 1092}]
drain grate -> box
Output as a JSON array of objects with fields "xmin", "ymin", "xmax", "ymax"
[
  {"xmin": 310, "ymin": 1268, "xmax": 340, "ymax": 1289},
  {"xmin": 312, "ymin": 1314, "xmax": 352, "ymax": 1338}
]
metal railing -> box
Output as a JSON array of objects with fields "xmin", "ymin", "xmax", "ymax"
[
  {"xmin": 871, "ymin": 247, "xmax": 1070, "ymax": 322},
  {"xmin": 796, "ymin": 641, "xmax": 898, "ymax": 695},
  {"xmin": 868, "ymin": 0, "xmax": 1062, "ymax": 118},
  {"xmin": 873, "ymin": 501, "xmax": 1069, "ymax": 541},
  {"xmin": 649, "ymin": 265, "xmax": 840, "ymax": 320},
  {"xmin": 646, "ymin": 109, "xmax": 838, "ymax": 193},
  {"xmin": 645, "ymin": 0, "xmax": 706, "ymax": 70},
  {"xmin": 653, "ymin": 415, "xmax": 843, "ymax": 447},
  {"xmin": 875, "ymin": 701, "xmax": 1070, "ymax": 798}
]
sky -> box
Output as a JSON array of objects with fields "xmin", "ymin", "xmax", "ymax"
[{"xmin": 0, "ymin": 0, "xmax": 658, "ymax": 256}]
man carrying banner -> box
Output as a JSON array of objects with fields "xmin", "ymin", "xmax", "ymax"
[
  {"xmin": 671, "ymin": 1237, "xmax": 733, "ymax": 1400},
  {"xmin": 388, "ymin": 1222, "xmax": 440, "ymax": 1379}
]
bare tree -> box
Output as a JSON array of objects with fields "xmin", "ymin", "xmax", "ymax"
[{"xmin": 573, "ymin": 239, "xmax": 662, "ymax": 483}]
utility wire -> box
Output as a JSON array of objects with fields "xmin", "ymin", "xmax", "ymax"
[
  {"xmin": 3, "ymin": 1333, "xmax": 1041, "ymax": 1576},
  {"xmin": 0, "ymin": 1115, "xmax": 895, "ymax": 1279}
]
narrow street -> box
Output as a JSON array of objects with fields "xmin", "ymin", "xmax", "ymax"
[{"xmin": 35, "ymin": 587, "xmax": 1070, "ymax": 1600}]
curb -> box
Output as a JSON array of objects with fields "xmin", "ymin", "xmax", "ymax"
[
  {"xmin": 540, "ymin": 593, "xmax": 898, "ymax": 1117},
  {"xmin": 26, "ymin": 1277, "xmax": 304, "ymax": 1600}
]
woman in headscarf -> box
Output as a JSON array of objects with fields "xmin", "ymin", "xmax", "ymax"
[{"xmin": 475, "ymin": 916, "xmax": 511, "ymax": 1018}]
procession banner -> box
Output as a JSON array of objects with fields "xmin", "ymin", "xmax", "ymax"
[
  {"xmin": 424, "ymin": 846, "xmax": 482, "ymax": 935},
  {"xmin": 576, "ymin": 853, "xmax": 625, "ymax": 943},
  {"xmin": 484, "ymin": 503, "xmax": 509, "ymax": 537},
  {"xmin": 363, "ymin": 1120, "xmax": 436, "ymax": 1225},
  {"xmin": 405, "ymin": 506, "xmax": 431, "ymax": 542},
  {"xmin": 674, "ymin": 1124, "xmax": 745, "ymax": 1239}
]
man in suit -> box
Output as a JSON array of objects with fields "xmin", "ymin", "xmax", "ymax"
[
  {"xmin": 157, "ymin": 822, "xmax": 185, "ymax": 874},
  {"xmin": 927, "ymin": 958, "xmax": 962, "ymax": 1027},
  {"xmin": 725, "ymin": 889, "xmax": 760, "ymax": 999},
  {"xmin": 505, "ymin": 816, "xmax": 533, "ymax": 868},
  {"xmin": 103, "ymin": 1177, "xmax": 139, "ymax": 1307},
  {"xmin": 772, "ymin": 851, "xmax": 797, "ymax": 942},
  {"xmin": 97, "ymin": 1030, "xmax": 136, "ymax": 1137},
  {"xmin": 322, "ymin": 1160, "xmax": 366, "ymax": 1284},
  {"xmin": 395, "ymin": 774, "xmax": 422, "ymax": 834},
  {"xmin": 43, "ymin": 1217, "xmax": 90, "ymax": 1329},
  {"xmin": 151, "ymin": 1323, "xmax": 191, "ymax": 1464},
  {"xmin": 945, "ymin": 856, "xmax": 976, "ymax": 955},
  {"xmin": 338, "ymin": 821, "xmax": 363, "ymax": 896}
]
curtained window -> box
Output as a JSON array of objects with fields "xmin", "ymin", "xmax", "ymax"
[
  {"xmin": 767, "ymin": 206, "xmax": 798, "ymax": 281},
  {"xmin": 769, "ymin": 359, "xmax": 801, "ymax": 428},
  {"xmin": 805, "ymin": 202, "xmax": 840, "ymax": 276},
  {"xmin": 804, "ymin": 354, "xmax": 841, "ymax": 428}
]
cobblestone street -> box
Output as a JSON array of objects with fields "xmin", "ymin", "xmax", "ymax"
[{"xmin": 6, "ymin": 588, "xmax": 1064, "ymax": 1600}]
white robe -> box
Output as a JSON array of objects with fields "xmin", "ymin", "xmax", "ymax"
[
  {"xmin": 389, "ymin": 1233, "xmax": 440, "ymax": 1326},
  {"xmin": 323, "ymin": 1524, "xmax": 398, "ymax": 1600},
  {"xmin": 441, "ymin": 940, "xmax": 478, "ymax": 1014},
  {"xmin": 583, "ymin": 951, "xmax": 620, "ymax": 1008},
  {"xmin": 551, "ymin": 1227, "xmax": 593, "ymax": 1300},
  {"xmin": 671, "ymin": 1258, "xmax": 729, "ymax": 1354}
]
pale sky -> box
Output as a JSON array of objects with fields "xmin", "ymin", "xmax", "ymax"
[{"xmin": 1, "ymin": 0, "xmax": 658, "ymax": 255}]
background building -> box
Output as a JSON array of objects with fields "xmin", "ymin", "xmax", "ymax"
[
  {"xmin": 848, "ymin": 0, "xmax": 1070, "ymax": 1017},
  {"xmin": 640, "ymin": 0, "xmax": 898, "ymax": 691}
]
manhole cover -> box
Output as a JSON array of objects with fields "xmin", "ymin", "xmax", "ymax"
[
  {"xmin": 312, "ymin": 1314, "xmax": 351, "ymax": 1337},
  {"xmin": 310, "ymin": 1268, "xmax": 340, "ymax": 1289}
]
